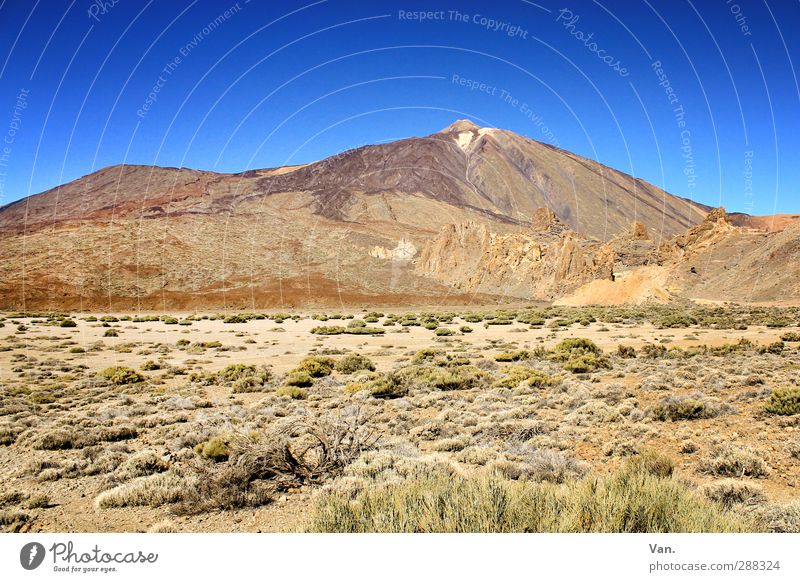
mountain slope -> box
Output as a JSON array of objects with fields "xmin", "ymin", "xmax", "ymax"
[{"xmin": 0, "ymin": 120, "xmax": 777, "ymax": 310}]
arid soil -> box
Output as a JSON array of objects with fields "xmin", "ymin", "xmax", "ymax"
[{"xmin": 1, "ymin": 305, "xmax": 799, "ymax": 533}]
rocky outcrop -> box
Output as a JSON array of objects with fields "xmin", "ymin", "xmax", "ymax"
[
  {"xmin": 657, "ymin": 206, "xmax": 736, "ymax": 262},
  {"xmin": 369, "ymin": 238, "xmax": 417, "ymax": 260}
]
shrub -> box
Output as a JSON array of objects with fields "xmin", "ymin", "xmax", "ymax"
[
  {"xmin": 494, "ymin": 366, "xmax": 557, "ymax": 389},
  {"xmin": 495, "ymin": 350, "xmax": 530, "ymax": 362},
  {"xmin": 640, "ymin": 343, "xmax": 668, "ymax": 359},
  {"xmin": 335, "ymin": 354, "xmax": 376, "ymax": 374},
  {"xmin": 460, "ymin": 325, "xmax": 473, "ymax": 333},
  {"xmin": 751, "ymin": 502, "xmax": 800, "ymax": 533},
  {"xmin": 311, "ymin": 325, "xmax": 345, "ymax": 335},
  {"xmin": 617, "ymin": 345, "xmax": 636, "ymax": 358},
  {"xmin": 764, "ymin": 388, "xmax": 800, "ymax": 415},
  {"xmin": 429, "ymin": 365, "xmax": 488, "ymax": 391},
  {"xmin": 623, "ymin": 450, "xmax": 675, "ymax": 478},
  {"xmin": 365, "ymin": 376, "xmax": 406, "ymax": 399},
  {"xmin": 116, "ymin": 450, "xmax": 168, "ymax": 480},
  {"xmin": 103, "ymin": 329, "xmax": 119, "ymax": 337},
  {"xmin": 650, "ymin": 396, "xmax": 728, "ymax": 421},
  {"xmin": 434, "ymin": 327, "xmax": 454, "ymax": 336},
  {"xmin": 293, "ymin": 356, "xmax": 334, "ymax": 378},
  {"xmin": 699, "ymin": 445, "xmax": 768, "ymax": 478},
  {"xmin": 562, "ymin": 353, "xmax": 611, "ymax": 374},
  {"xmin": 703, "ymin": 480, "xmax": 766, "ymax": 509},
  {"xmin": 306, "ymin": 456, "xmax": 752, "ymax": 533},
  {"xmin": 781, "ymin": 332, "xmax": 800, "ymax": 342},
  {"xmin": 276, "ymin": 386, "xmax": 308, "ymax": 399},
  {"xmin": 98, "ymin": 366, "xmax": 145, "ymax": 385},
  {"xmin": 280, "ymin": 370, "xmax": 311, "ymax": 390},
  {"xmin": 223, "ymin": 314, "xmax": 248, "ymax": 324},
  {"xmin": 194, "ymin": 436, "xmax": 231, "ymax": 462},
  {"xmin": 59, "ymin": 319, "xmax": 77, "ymax": 328},
  {"xmin": 550, "ymin": 338, "xmax": 601, "ymax": 361},
  {"xmin": 141, "ymin": 360, "xmax": 161, "ymax": 371},
  {"xmin": 94, "ymin": 472, "xmax": 195, "ymax": 509}
]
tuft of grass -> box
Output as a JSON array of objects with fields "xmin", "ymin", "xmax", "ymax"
[
  {"xmin": 94, "ymin": 472, "xmax": 195, "ymax": 509},
  {"xmin": 306, "ymin": 454, "xmax": 753, "ymax": 533}
]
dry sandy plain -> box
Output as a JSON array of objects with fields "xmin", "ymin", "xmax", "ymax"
[{"xmin": 1, "ymin": 305, "xmax": 799, "ymax": 533}]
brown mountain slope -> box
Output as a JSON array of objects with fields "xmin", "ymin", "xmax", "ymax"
[{"xmin": 0, "ymin": 120, "xmax": 784, "ymax": 309}]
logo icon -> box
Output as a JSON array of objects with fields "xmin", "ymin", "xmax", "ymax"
[{"xmin": 20, "ymin": 542, "xmax": 46, "ymax": 570}]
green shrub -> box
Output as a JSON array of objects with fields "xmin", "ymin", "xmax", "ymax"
[
  {"xmin": 562, "ymin": 353, "xmax": 611, "ymax": 374},
  {"xmin": 311, "ymin": 325, "xmax": 344, "ymax": 335},
  {"xmin": 59, "ymin": 319, "xmax": 77, "ymax": 328},
  {"xmin": 460, "ymin": 325, "xmax": 473, "ymax": 333},
  {"xmin": 363, "ymin": 376, "xmax": 406, "ymax": 399},
  {"xmin": 141, "ymin": 360, "xmax": 161, "ymax": 371},
  {"xmin": 98, "ymin": 366, "xmax": 145, "ymax": 385},
  {"xmin": 103, "ymin": 329, "xmax": 119, "ymax": 337},
  {"xmin": 434, "ymin": 327, "xmax": 454, "ymax": 336},
  {"xmin": 764, "ymin": 388, "xmax": 800, "ymax": 415},
  {"xmin": 334, "ymin": 354, "xmax": 376, "ymax": 374},
  {"xmin": 275, "ymin": 386, "xmax": 308, "ymax": 399},
  {"xmin": 430, "ymin": 365, "xmax": 488, "ymax": 391},
  {"xmin": 284, "ymin": 371, "xmax": 313, "ymax": 387},
  {"xmin": 296, "ymin": 356, "xmax": 335, "ymax": 378},
  {"xmin": 617, "ymin": 345, "xmax": 636, "ymax": 358}
]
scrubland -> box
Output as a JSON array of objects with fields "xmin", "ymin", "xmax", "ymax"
[{"xmin": 1, "ymin": 305, "xmax": 799, "ymax": 533}]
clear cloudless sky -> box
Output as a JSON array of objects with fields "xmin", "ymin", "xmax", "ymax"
[{"xmin": 0, "ymin": 0, "xmax": 798, "ymax": 214}]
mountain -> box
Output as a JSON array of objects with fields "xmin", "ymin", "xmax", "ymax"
[{"xmin": 0, "ymin": 120, "xmax": 795, "ymax": 309}]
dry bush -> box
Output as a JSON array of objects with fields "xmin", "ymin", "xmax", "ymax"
[
  {"xmin": 650, "ymin": 395, "xmax": 732, "ymax": 421},
  {"xmin": 147, "ymin": 519, "xmax": 179, "ymax": 533},
  {"xmin": 703, "ymin": 480, "xmax": 766, "ymax": 509},
  {"xmin": 699, "ymin": 444, "xmax": 769, "ymax": 478},
  {"xmin": 94, "ymin": 471, "xmax": 196, "ymax": 509},
  {"xmin": 749, "ymin": 502, "xmax": 800, "ymax": 533}
]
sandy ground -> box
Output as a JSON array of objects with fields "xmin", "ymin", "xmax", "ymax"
[{"xmin": 1, "ymin": 308, "xmax": 798, "ymax": 532}]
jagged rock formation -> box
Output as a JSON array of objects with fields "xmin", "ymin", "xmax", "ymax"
[{"xmin": 416, "ymin": 211, "xmax": 615, "ymax": 300}]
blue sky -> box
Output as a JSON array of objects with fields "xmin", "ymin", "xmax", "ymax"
[{"xmin": 0, "ymin": 0, "xmax": 798, "ymax": 214}]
